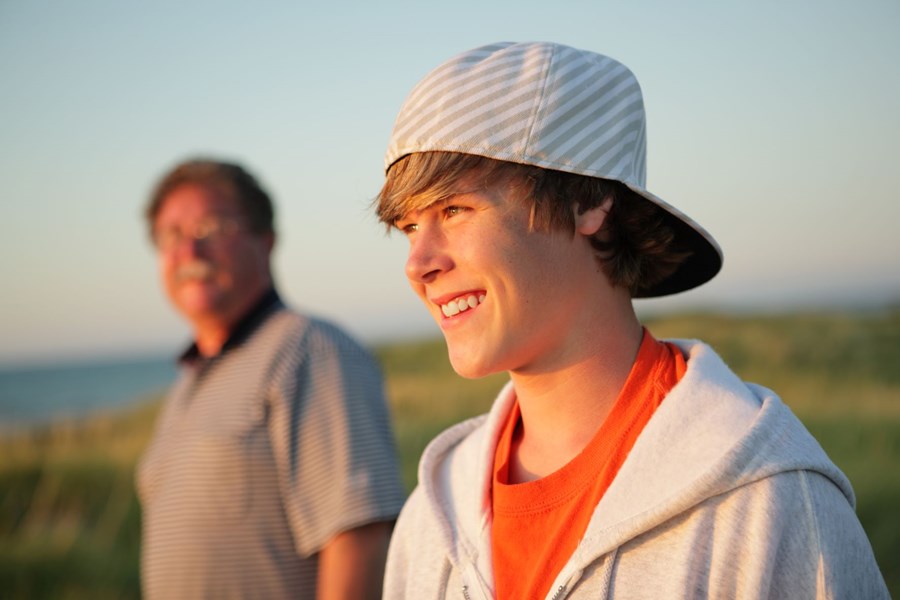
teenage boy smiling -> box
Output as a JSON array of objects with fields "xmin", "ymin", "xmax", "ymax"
[
  {"xmin": 397, "ymin": 177, "xmax": 624, "ymax": 383},
  {"xmin": 375, "ymin": 42, "xmax": 887, "ymax": 599}
]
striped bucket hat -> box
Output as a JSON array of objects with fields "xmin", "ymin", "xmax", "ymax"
[{"xmin": 384, "ymin": 41, "xmax": 723, "ymax": 297}]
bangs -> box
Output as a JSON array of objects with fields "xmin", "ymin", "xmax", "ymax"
[
  {"xmin": 376, "ymin": 152, "xmax": 516, "ymax": 228},
  {"xmin": 373, "ymin": 151, "xmax": 691, "ymax": 296}
]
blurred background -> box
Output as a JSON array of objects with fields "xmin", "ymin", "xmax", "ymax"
[
  {"xmin": 2, "ymin": 0, "xmax": 898, "ymax": 367},
  {"xmin": 1, "ymin": 0, "xmax": 898, "ymax": 597}
]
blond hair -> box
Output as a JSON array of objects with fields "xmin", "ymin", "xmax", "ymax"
[{"xmin": 376, "ymin": 152, "xmax": 692, "ymax": 296}]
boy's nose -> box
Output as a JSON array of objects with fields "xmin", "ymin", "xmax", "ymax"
[{"xmin": 405, "ymin": 228, "xmax": 453, "ymax": 284}]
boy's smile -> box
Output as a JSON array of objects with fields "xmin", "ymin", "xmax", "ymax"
[{"xmin": 433, "ymin": 290, "xmax": 487, "ymax": 318}]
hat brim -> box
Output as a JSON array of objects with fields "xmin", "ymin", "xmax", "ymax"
[{"xmin": 625, "ymin": 184, "xmax": 723, "ymax": 298}]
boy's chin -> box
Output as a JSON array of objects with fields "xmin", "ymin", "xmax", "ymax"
[{"xmin": 446, "ymin": 347, "xmax": 497, "ymax": 380}]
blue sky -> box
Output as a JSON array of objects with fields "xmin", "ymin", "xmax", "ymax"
[{"xmin": 1, "ymin": 0, "xmax": 898, "ymax": 365}]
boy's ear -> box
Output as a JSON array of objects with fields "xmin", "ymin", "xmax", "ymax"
[{"xmin": 574, "ymin": 196, "xmax": 614, "ymax": 236}]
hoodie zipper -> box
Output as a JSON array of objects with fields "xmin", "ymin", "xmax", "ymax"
[{"xmin": 461, "ymin": 560, "xmax": 492, "ymax": 600}]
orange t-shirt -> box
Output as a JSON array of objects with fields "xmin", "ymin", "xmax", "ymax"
[{"xmin": 491, "ymin": 330, "xmax": 686, "ymax": 600}]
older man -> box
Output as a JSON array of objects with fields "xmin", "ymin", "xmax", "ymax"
[{"xmin": 137, "ymin": 158, "xmax": 404, "ymax": 599}]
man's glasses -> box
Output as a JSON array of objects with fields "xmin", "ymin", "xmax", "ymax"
[{"xmin": 152, "ymin": 217, "xmax": 242, "ymax": 251}]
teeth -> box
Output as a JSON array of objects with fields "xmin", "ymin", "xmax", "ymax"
[{"xmin": 440, "ymin": 294, "xmax": 484, "ymax": 317}]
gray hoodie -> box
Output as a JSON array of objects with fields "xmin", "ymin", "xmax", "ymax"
[{"xmin": 384, "ymin": 340, "xmax": 889, "ymax": 599}]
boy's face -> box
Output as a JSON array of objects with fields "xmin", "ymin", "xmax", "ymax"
[{"xmin": 396, "ymin": 174, "xmax": 606, "ymax": 379}]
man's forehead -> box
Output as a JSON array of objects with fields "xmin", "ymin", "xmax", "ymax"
[{"xmin": 156, "ymin": 183, "xmax": 241, "ymax": 222}]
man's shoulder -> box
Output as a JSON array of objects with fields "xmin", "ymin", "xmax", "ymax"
[{"xmin": 256, "ymin": 305, "xmax": 373, "ymax": 357}]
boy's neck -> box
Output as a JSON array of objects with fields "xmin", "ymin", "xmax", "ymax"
[{"xmin": 506, "ymin": 301, "xmax": 643, "ymax": 483}]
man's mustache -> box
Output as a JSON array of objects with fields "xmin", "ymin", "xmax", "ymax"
[{"xmin": 175, "ymin": 260, "xmax": 215, "ymax": 282}]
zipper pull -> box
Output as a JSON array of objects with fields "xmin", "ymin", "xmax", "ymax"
[{"xmin": 550, "ymin": 584, "xmax": 568, "ymax": 600}]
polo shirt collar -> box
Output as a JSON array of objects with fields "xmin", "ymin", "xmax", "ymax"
[{"xmin": 178, "ymin": 287, "xmax": 282, "ymax": 366}]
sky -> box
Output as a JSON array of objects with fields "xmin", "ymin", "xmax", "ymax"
[{"xmin": 1, "ymin": 0, "xmax": 898, "ymax": 366}]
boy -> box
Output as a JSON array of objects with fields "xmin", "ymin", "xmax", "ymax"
[{"xmin": 375, "ymin": 42, "xmax": 887, "ymax": 599}]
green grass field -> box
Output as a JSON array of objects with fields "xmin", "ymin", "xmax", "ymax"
[{"xmin": 1, "ymin": 310, "xmax": 898, "ymax": 597}]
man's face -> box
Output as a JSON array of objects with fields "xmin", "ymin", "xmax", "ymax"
[
  {"xmin": 153, "ymin": 183, "xmax": 273, "ymax": 327},
  {"xmin": 396, "ymin": 177, "xmax": 605, "ymax": 379}
]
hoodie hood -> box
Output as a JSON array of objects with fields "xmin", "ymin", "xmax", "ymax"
[{"xmin": 413, "ymin": 340, "xmax": 853, "ymax": 592}]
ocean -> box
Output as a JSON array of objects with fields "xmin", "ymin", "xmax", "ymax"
[{"xmin": 0, "ymin": 356, "xmax": 177, "ymax": 428}]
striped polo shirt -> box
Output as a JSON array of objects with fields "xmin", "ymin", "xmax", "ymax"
[{"xmin": 137, "ymin": 292, "xmax": 405, "ymax": 598}]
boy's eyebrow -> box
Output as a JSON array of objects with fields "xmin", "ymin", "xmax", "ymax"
[
  {"xmin": 398, "ymin": 193, "xmax": 462, "ymax": 218},
  {"xmin": 390, "ymin": 197, "xmax": 450, "ymax": 229},
  {"xmin": 432, "ymin": 187, "xmax": 485, "ymax": 206},
  {"xmin": 390, "ymin": 183, "xmax": 488, "ymax": 226}
]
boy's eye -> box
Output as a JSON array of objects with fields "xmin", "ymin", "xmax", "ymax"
[
  {"xmin": 398, "ymin": 222, "xmax": 418, "ymax": 235},
  {"xmin": 444, "ymin": 205, "xmax": 465, "ymax": 217}
]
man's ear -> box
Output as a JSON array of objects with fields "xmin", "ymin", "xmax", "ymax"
[
  {"xmin": 574, "ymin": 196, "xmax": 613, "ymax": 236},
  {"xmin": 261, "ymin": 231, "xmax": 276, "ymax": 255}
]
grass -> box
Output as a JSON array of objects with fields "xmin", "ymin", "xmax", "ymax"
[
  {"xmin": 0, "ymin": 400, "xmax": 158, "ymax": 599},
  {"xmin": 1, "ymin": 309, "xmax": 898, "ymax": 597}
]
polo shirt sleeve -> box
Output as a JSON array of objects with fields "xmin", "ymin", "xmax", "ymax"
[{"xmin": 266, "ymin": 319, "xmax": 406, "ymax": 557}]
